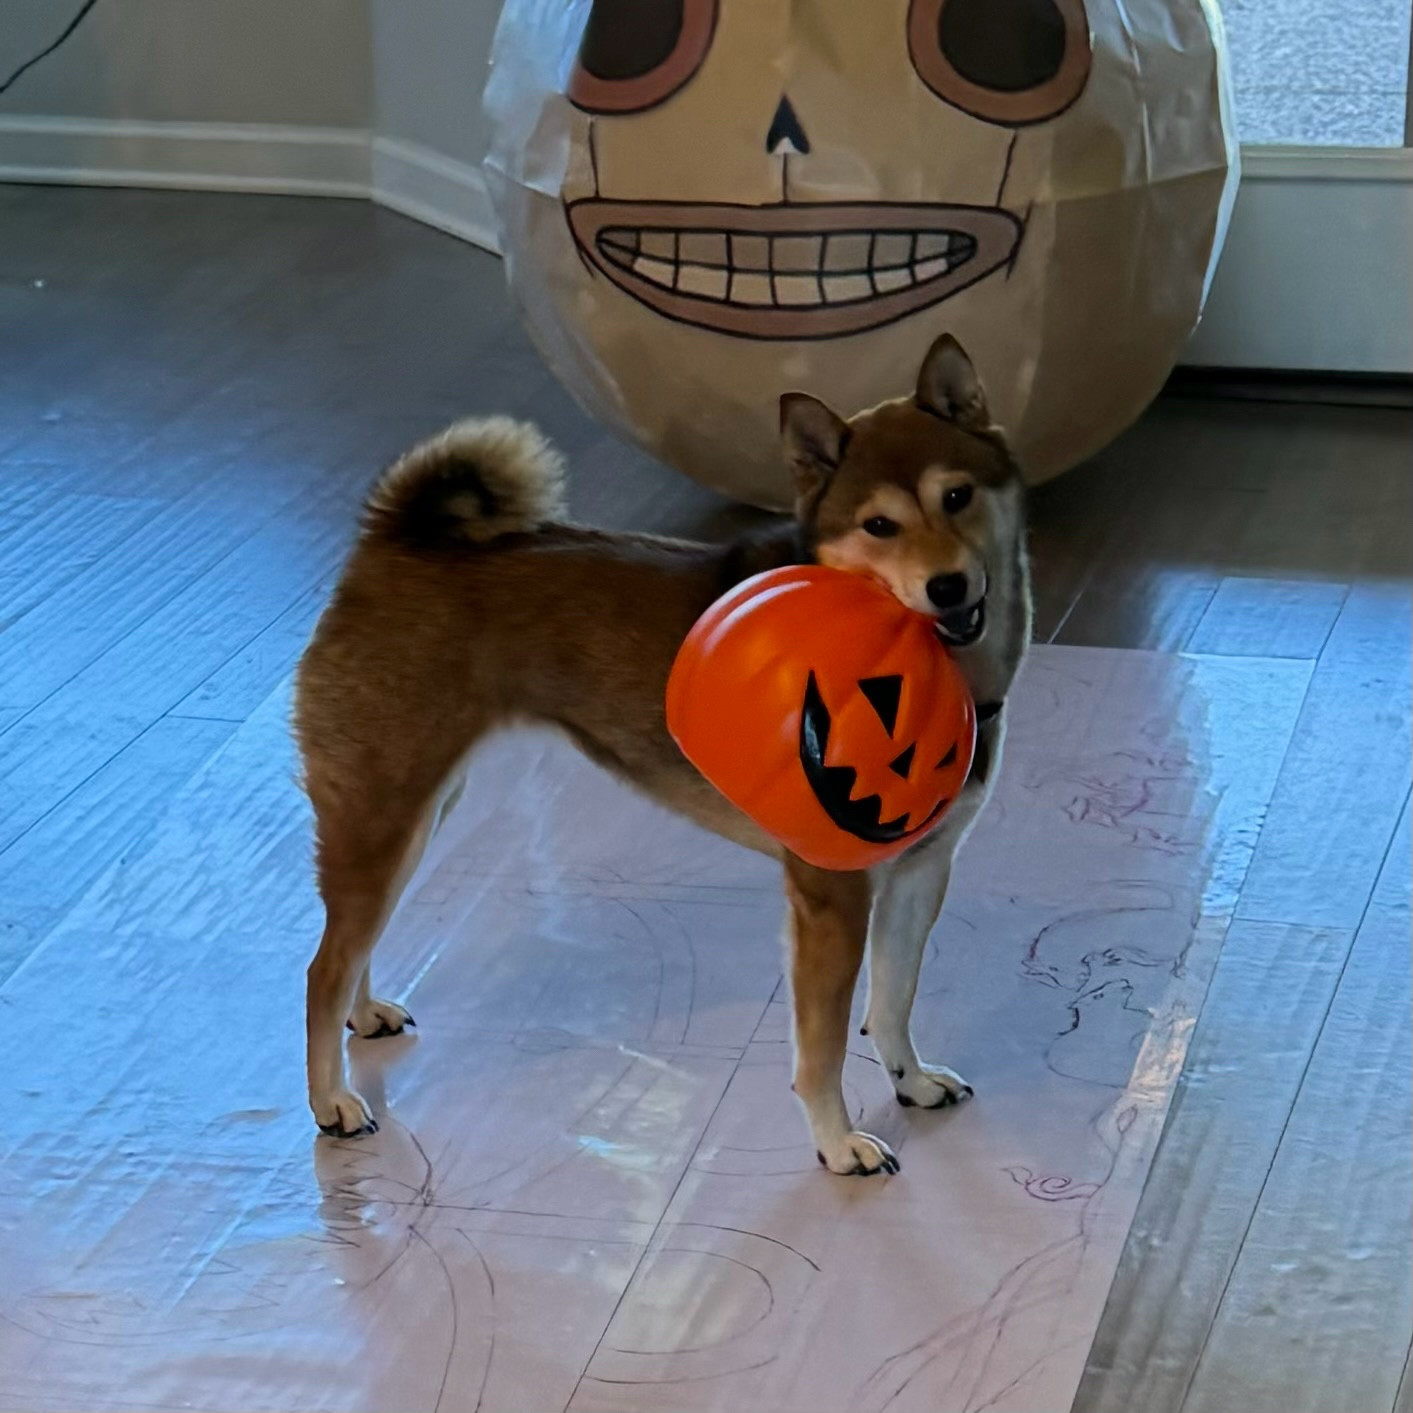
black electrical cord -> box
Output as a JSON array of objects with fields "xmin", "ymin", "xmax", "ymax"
[{"xmin": 0, "ymin": 0, "xmax": 104, "ymax": 97}]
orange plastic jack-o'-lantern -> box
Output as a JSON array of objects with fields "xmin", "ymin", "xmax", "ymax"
[{"xmin": 667, "ymin": 567, "xmax": 975, "ymax": 871}]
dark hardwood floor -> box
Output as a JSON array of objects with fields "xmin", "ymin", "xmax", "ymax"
[{"xmin": 1, "ymin": 185, "xmax": 1410, "ymax": 1413}]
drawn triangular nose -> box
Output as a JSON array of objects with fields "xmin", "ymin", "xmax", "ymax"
[{"xmin": 766, "ymin": 95, "xmax": 811, "ymax": 156}]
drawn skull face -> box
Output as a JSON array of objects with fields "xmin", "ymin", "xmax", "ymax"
[
  {"xmin": 485, "ymin": 0, "xmax": 1235, "ymax": 505},
  {"xmin": 562, "ymin": 0, "xmax": 1090, "ymax": 338}
]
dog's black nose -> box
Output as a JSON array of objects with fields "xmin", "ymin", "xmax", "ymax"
[{"xmin": 926, "ymin": 573, "xmax": 970, "ymax": 610}]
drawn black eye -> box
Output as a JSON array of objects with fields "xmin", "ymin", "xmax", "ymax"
[
  {"xmin": 863, "ymin": 516, "xmax": 902, "ymax": 538},
  {"xmin": 569, "ymin": 0, "xmax": 719, "ymax": 114},
  {"xmin": 906, "ymin": 0, "xmax": 1092, "ymax": 126},
  {"xmin": 943, "ymin": 483, "xmax": 974, "ymax": 514}
]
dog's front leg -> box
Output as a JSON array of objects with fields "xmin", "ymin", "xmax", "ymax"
[
  {"xmin": 864, "ymin": 820, "xmax": 976, "ymax": 1110},
  {"xmin": 783, "ymin": 854, "xmax": 898, "ymax": 1176}
]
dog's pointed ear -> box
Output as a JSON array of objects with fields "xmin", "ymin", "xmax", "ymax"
[
  {"xmin": 780, "ymin": 392, "xmax": 849, "ymax": 498},
  {"xmin": 916, "ymin": 334, "xmax": 989, "ymax": 431}
]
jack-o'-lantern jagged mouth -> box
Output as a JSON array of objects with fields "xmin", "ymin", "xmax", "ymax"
[
  {"xmin": 567, "ymin": 201, "xmax": 1022, "ymax": 340},
  {"xmin": 799, "ymin": 672, "xmax": 954, "ymax": 845}
]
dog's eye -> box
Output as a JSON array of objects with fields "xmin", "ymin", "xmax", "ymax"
[
  {"xmin": 942, "ymin": 484, "xmax": 974, "ymax": 514},
  {"xmin": 862, "ymin": 516, "xmax": 901, "ymax": 538}
]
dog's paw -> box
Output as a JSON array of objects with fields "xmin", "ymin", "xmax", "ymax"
[
  {"xmin": 815, "ymin": 1131, "xmax": 900, "ymax": 1177},
  {"xmin": 313, "ymin": 1088, "xmax": 379, "ymax": 1138},
  {"xmin": 346, "ymin": 997, "xmax": 416, "ymax": 1039},
  {"xmin": 894, "ymin": 1064, "xmax": 974, "ymax": 1110}
]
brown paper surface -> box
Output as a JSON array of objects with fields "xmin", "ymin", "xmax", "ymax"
[{"xmin": 486, "ymin": 0, "xmax": 1238, "ymax": 508}]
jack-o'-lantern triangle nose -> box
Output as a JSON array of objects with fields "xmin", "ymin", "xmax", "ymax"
[{"xmin": 766, "ymin": 96, "xmax": 810, "ymax": 156}]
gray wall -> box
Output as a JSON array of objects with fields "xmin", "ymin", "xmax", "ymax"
[
  {"xmin": 0, "ymin": 0, "xmax": 507, "ymax": 170},
  {"xmin": 0, "ymin": 0, "xmax": 371, "ymax": 127},
  {"xmin": 370, "ymin": 0, "xmax": 502, "ymax": 165}
]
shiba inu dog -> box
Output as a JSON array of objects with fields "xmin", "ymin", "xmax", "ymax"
[{"xmin": 295, "ymin": 334, "xmax": 1030, "ymax": 1175}]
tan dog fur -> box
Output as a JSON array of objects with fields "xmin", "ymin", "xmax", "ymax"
[{"xmin": 295, "ymin": 335, "xmax": 1030, "ymax": 1175}]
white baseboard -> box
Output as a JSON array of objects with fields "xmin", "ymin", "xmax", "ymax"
[
  {"xmin": 370, "ymin": 136, "xmax": 499, "ymax": 254},
  {"xmin": 0, "ymin": 118, "xmax": 501, "ymax": 255},
  {"xmin": 4, "ymin": 120, "xmax": 1406, "ymax": 370},
  {"xmin": 1188, "ymin": 143, "xmax": 1413, "ymax": 373},
  {"xmin": 0, "ymin": 115, "xmax": 370, "ymax": 196}
]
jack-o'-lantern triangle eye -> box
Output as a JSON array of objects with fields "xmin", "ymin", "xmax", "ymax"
[
  {"xmin": 937, "ymin": 742, "xmax": 958, "ymax": 769},
  {"xmin": 889, "ymin": 744, "xmax": 916, "ymax": 779},
  {"xmin": 859, "ymin": 675, "xmax": 903, "ymax": 735}
]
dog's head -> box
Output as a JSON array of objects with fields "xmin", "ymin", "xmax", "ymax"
[{"xmin": 780, "ymin": 335, "xmax": 1023, "ymax": 650}]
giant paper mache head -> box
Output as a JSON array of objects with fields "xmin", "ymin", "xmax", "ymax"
[{"xmin": 485, "ymin": 0, "xmax": 1237, "ymax": 508}]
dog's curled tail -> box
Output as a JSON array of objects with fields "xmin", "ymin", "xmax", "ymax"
[{"xmin": 363, "ymin": 416, "xmax": 567, "ymax": 549}]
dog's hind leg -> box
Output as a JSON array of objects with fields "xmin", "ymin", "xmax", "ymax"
[
  {"xmin": 338, "ymin": 758, "xmax": 469, "ymax": 1039},
  {"xmin": 306, "ymin": 801, "xmax": 435, "ymax": 1137},
  {"xmin": 346, "ymin": 964, "xmax": 415, "ymax": 1039},
  {"xmin": 783, "ymin": 855, "xmax": 897, "ymax": 1176}
]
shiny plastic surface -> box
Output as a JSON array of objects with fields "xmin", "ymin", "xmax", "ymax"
[
  {"xmin": 667, "ymin": 567, "xmax": 975, "ymax": 870},
  {"xmin": 0, "ymin": 646, "xmax": 1310, "ymax": 1411}
]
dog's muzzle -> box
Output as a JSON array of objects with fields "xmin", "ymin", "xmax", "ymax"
[{"xmin": 935, "ymin": 596, "xmax": 987, "ymax": 648}]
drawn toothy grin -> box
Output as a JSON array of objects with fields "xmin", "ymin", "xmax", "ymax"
[
  {"xmin": 601, "ymin": 227, "xmax": 975, "ymax": 302},
  {"xmin": 567, "ymin": 201, "xmax": 1022, "ymax": 339}
]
